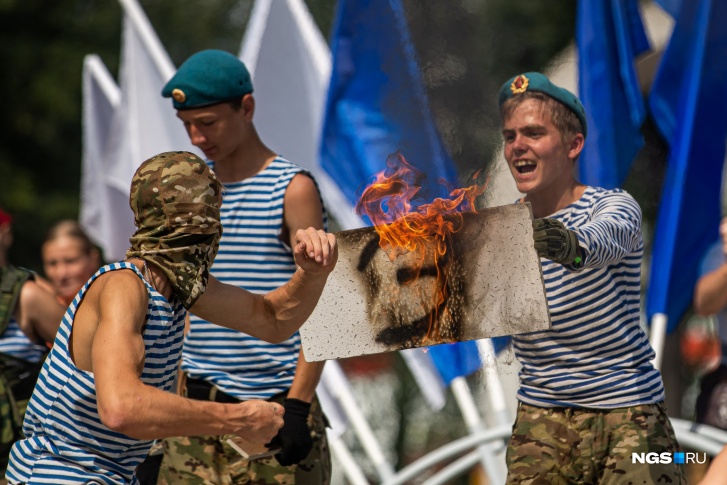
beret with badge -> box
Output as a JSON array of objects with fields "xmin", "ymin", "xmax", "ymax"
[
  {"xmin": 498, "ymin": 71, "xmax": 588, "ymax": 137},
  {"xmin": 162, "ymin": 49, "xmax": 253, "ymax": 110}
]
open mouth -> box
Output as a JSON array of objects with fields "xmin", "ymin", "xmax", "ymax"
[{"xmin": 514, "ymin": 160, "xmax": 536, "ymax": 174}]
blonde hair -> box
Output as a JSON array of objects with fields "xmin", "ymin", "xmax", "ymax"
[
  {"xmin": 44, "ymin": 220, "xmax": 98, "ymax": 257},
  {"xmin": 500, "ymin": 91, "xmax": 584, "ymax": 143}
]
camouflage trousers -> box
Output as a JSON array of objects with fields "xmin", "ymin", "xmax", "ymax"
[
  {"xmin": 505, "ymin": 401, "xmax": 687, "ymax": 485},
  {"xmin": 156, "ymin": 394, "xmax": 330, "ymax": 485}
]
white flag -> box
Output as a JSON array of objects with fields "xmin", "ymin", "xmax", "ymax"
[
  {"xmin": 80, "ymin": 55, "xmax": 128, "ymax": 259},
  {"xmin": 239, "ymin": 0, "xmax": 362, "ymax": 229},
  {"xmin": 89, "ymin": 0, "xmax": 202, "ymax": 261},
  {"xmin": 106, "ymin": 7, "xmax": 198, "ymax": 195}
]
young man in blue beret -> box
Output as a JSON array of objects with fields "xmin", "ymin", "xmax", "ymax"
[
  {"xmin": 157, "ymin": 50, "xmax": 330, "ymax": 484},
  {"xmin": 499, "ymin": 72, "xmax": 686, "ymax": 483}
]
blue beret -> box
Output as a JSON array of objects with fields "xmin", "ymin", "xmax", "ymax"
[
  {"xmin": 498, "ymin": 72, "xmax": 587, "ymax": 137},
  {"xmin": 162, "ymin": 49, "xmax": 253, "ymax": 110}
]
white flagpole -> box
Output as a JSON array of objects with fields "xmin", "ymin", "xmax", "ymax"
[
  {"xmin": 450, "ymin": 377, "xmax": 506, "ymax": 485},
  {"xmin": 328, "ymin": 433, "xmax": 370, "ymax": 485},
  {"xmin": 477, "ymin": 339, "xmax": 512, "ymax": 427},
  {"xmin": 399, "ymin": 348, "xmax": 447, "ymax": 411},
  {"xmin": 649, "ymin": 313, "xmax": 668, "ymax": 371},
  {"xmin": 322, "ymin": 361, "xmax": 396, "ymax": 481}
]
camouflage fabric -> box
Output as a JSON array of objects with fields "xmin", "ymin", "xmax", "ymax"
[
  {"xmin": 0, "ymin": 266, "xmax": 32, "ymax": 335},
  {"xmin": 0, "ymin": 373, "xmax": 30, "ymax": 474},
  {"xmin": 506, "ymin": 402, "xmax": 687, "ymax": 484},
  {"xmin": 126, "ymin": 151, "xmax": 222, "ymax": 309},
  {"xmin": 156, "ymin": 395, "xmax": 331, "ymax": 485}
]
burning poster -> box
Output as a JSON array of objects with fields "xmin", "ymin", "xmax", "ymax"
[{"xmin": 300, "ymin": 153, "xmax": 550, "ymax": 361}]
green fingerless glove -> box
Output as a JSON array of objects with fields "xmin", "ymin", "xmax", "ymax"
[{"xmin": 532, "ymin": 218, "xmax": 581, "ymax": 266}]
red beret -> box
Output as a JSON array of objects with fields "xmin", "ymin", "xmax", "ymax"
[{"xmin": 0, "ymin": 209, "xmax": 12, "ymax": 226}]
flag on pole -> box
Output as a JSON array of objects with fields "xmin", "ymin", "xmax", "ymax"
[
  {"xmin": 84, "ymin": 0, "xmax": 200, "ymax": 261},
  {"xmin": 106, "ymin": 5, "xmax": 195, "ymax": 195},
  {"xmin": 646, "ymin": 0, "xmax": 727, "ymax": 333},
  {"xmin": 80, "ymin": 55, "xmax": 126, "ymax": 258},
  {"xmin": 576, "ymin": 0, "xmax": 650, "ymax": 189},
  {"xmin": 401, "ymin": 337, "xmax": 511, "ymax": 411},
  {"xmin": 238, "ymin": 0, "xmax": 361, "ymax": 229},
  {"xmin": 320, "ymin": 0, "xmax": 459, "ymax": 207},
  {"xmin": 654, "ymin": 0, "xmax": 682, "ymax": 18}
]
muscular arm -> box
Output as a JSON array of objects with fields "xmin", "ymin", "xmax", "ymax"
[
  {"xmin": 90, "ymin": 271, "xmax": 283, "ymax": 442},
  {"xmin": 190, "ymin": 227, "xmax": 337, "ymax": 344},
  {"xmin": 16, "ymin": 279, "xmax": 65, "ymax": 343}
]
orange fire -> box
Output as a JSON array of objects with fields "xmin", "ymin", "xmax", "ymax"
[{"xmin": 355, "ymin": 151, "xmax": 487, "ymax": 345}]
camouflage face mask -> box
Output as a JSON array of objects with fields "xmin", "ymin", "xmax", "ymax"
[{"xmin": 126, "ymin": 151, "xmax": 222, "ymax": 309}]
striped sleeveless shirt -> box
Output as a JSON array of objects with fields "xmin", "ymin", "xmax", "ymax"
[
  {"xmin": 513, "ymin": 187, "xmax": 664, "ymax": 408},
  {"xmin": 182, "ymin": 158, "xmax": 326, "ymax": 400},
  {"xmin": 0, "ymin": 317, "xmax": 48, "ymax": 364},
  {"xmin": 6, "ymin": 262, "xmax": 186, "ymax": 485}
]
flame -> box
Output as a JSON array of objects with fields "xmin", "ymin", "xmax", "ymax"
[{"xmin": 355, "ymin": 151, "xmax": 487, "ymax": 345}]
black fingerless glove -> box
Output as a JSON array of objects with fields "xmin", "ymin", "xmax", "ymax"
[
  {"xmin": 532, "ymin": 218, "xmax": 582, "ymax": 266},
  {"xmin": 267, "ymin": 398, "xmax": 313, "ymax": 466}
]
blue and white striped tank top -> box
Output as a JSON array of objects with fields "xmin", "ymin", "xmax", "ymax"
[
  {"xmin": 182, "ymin": 158, "xmax": 326, "ymax": 400},
  {"xmin": 0, "ymin": 316, "xmax": 48, "ymax": 364},
  {"xmin": 513, "ymin": 187, "xmax": 664, "ymax": 408},
  {"xmin": 6, "ymin": 262, "xmax": 185, "ymax": 485}
]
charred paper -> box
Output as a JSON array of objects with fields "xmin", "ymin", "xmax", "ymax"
[{"xmin": 300, "ymin": 203, "xmax": 550, "ymax": 361}]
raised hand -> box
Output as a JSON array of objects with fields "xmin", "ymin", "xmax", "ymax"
[{"xmin": 293, "ymin": 227, "xmax": 338, "ymax": 275}]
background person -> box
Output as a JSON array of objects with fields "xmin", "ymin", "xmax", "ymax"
[
  {"xmin": 5, "ymin": 151, "xmax": 337, "ymax": 485},
  {"xmin": 693, "ymin": 217, "xmax": 727, "ymax": 432},
  {"xmin": 0, "ymin": 209, "xmax": 65, "ymax": 475},
  {"xmin": 498, "ymin": 72, "xmax": 685, "ymax": 484},
  {"xmin": 157, "ymin": 49, "xmax": 330, "ymax": 485},
  {"xmin": 41, "ymin": 220, "xmax": 102, "ymax": 307}
]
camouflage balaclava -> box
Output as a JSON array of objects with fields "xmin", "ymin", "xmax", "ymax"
[{"xmin": 126, "ymin": 151, "xmax": 222, "ymax": 309}]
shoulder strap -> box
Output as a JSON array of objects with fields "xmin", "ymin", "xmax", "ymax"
[{"xmin": 0, "ymin": 265, "xmax": 33, "ymax": 335}]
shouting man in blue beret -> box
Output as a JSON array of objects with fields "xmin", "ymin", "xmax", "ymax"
[
  {"xmin": 157, "ymin": 50, "xmax": 330, "ymax": 484},
  {"xmin": 499, "ymin": 72, "xmax": 686, "ymax": 484}
]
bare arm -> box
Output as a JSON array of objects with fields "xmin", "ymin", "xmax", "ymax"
[
  {"xmin": 695, "ymin": 218, "xmax": 727, "ymax": 316},
  {"xmin": 16, "ymin": 279, "xmax": 65, "ymax": 343},
  {"xmin": 283, "ymin": 173, "xmax": 327, "ymax": 401},
  {"xmin": 287, "ymin": 351, "xmax": 325, "ymax": 402},
  {"xmin": 190, "ymin": 227, "xmax": 337, "ymax": 343},
  {"xmin": 694, "ymin": 263, "xmax": 727, "ymax": 316},
  {"xmin": 90, "ymin": 271, "xmax": 283, "ymax": 442},
  {"xmin": 698, "ymin": 445, "xmax": 727, "ymax": 485}
]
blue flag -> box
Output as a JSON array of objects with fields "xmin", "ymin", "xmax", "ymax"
[
  {"xmin": 429, "ymin": 337, "xmax": 511, "ymax": 386},
  {"xmin": 576, "ymin": 0, "xmax": 650, "ymax": 189},
  {"xmin": 654, "ymin": 0, "xmax": 682, "ymax": 18},
  {"xmin": 428, "ymin": 341, "xmax": 482, "ymax": 386},
  {"xmin": 319, "ymin": 0, "xmax": 458, "ymax": 206},
  {"xmin": 646, "ymin": 0, "xmax": 727, "ymax": 332}
]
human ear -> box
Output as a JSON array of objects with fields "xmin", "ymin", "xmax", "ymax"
[
  {"xmin": 567, "ymin": 133, "xmax": 585, "ymax": 161},
  {"xmin": 242, "ymin": 94, "xmax": 255, "ymax": 121}
]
